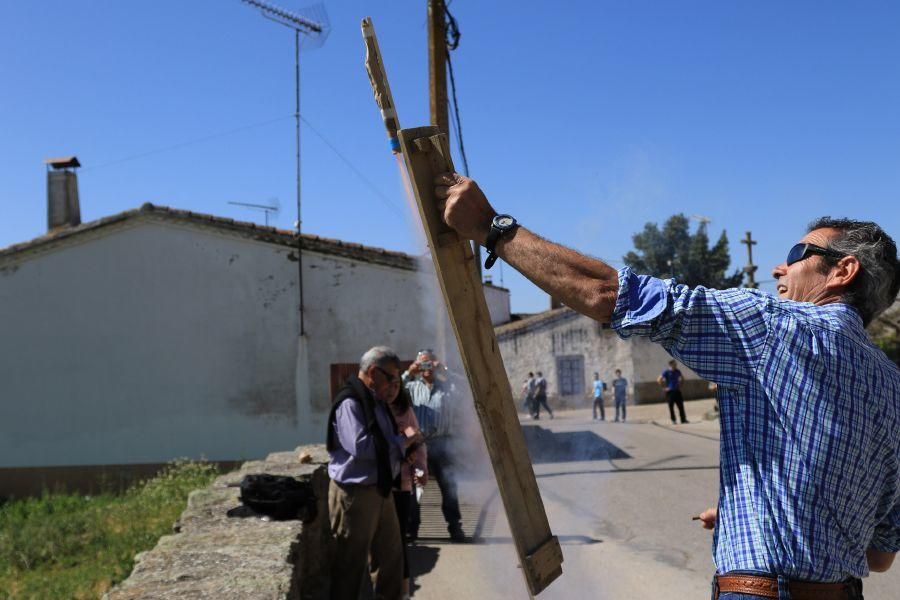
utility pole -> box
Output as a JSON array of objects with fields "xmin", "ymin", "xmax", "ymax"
[
  {"xmin": 428, "ymin": 0, "xmax": 449, "ymax": 137},
  {"xmin": 741, "ymin": 230, "xmax": 759, "ymax": 288},
  {"xmin": 428, "ymin": 0, "xmax": 452, "ymax": 362},
  {"xmin": 428, "ymin": 0, "xmax": 483, "ymax": 281}
]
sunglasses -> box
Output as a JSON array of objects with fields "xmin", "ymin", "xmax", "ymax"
[
  {"xmin": 375, "ymin": 366, "xmax": 401, "ymax": 385},
  {"xmin": 786, "ymin": 243, "xmax": 846, "ymax": 266}
]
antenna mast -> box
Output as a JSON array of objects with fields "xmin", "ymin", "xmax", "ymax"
[{"xmin": 240, "ymin": 0, "xmax": 329, "ymax": 336}]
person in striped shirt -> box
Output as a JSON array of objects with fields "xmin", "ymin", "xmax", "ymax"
[{"xmin": 434, "ymin": 172, "xmax": 899, "ymax": 599}]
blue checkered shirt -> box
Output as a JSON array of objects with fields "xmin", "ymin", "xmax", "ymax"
[{"xmin": 612, "ymin": 267, "xmax": 900, "ymax": 581}]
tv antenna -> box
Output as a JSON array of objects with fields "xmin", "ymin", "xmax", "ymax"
[
  {"xmin": 240, "ymin": 0, "xmax": 330, "ymax": 337},
  {"xmin": 228, "ymin": 199, "xmax": 280, "ymax": 227},
  {"xmin": 691, "ymin": 214, "xmax": 712, "ymax": 229}
]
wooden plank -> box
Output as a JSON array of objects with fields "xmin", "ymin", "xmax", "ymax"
[{"xmin": 397, "ymin": 128, "xmax": 563, "ymax": 595}]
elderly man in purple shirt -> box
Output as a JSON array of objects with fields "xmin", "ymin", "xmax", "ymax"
[{"xmin": 327, "ymin": 346, "xmax": 415, "ymax": 600}]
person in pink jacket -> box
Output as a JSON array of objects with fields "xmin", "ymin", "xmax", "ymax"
[{"xmin": 388, "ymin": 386, "xmax": 428, "ymax": 599}]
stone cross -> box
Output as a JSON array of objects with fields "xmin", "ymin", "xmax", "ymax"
[{"xmin": 741, "ymin": 230, "xmax": 759, "ymax": 288}]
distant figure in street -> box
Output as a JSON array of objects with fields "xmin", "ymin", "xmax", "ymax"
[
  {"xmin": 592, "ymin": 372, "xmax": 606, "ymax": 420},
  {"xmin": 521, "ymin": 371, "xmax": 536, "ymax": 414},
  {"xmin": 533, "ymin": 371, "xmax": 553, "ymax": 419},
  {"xmin": 612, "ymin": 369, "xmax": 628, "ymax": 422},
  {"xmin": 661, "ymin": 359, "xmax": 688, "ymax": 424}
]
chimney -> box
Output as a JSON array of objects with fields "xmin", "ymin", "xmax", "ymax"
[{"xmin": 44, "ymin": 156, "xmax": 81, "ymax": 231}]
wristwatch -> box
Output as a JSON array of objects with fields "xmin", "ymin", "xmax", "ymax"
[{"xmin": 484, "ymin": 214, "xmax": 518, "ymax": 270}]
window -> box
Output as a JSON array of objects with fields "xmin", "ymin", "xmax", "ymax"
[{"xmin": 556, "ymin": 355, "xmax": 584, "ymax": 396}]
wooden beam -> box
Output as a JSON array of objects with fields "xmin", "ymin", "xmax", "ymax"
[{"xmin": 397, "ymin": 128, "xmax": 563, "ymax": 595}]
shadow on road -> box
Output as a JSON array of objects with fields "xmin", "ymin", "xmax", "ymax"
[
  {"xmin": 408, "ymin": 544, "xmax": 440, "ymax": 594},
  {"xmin": 522, "ymin": 425, "xmax": 631, "ymax": 463}
]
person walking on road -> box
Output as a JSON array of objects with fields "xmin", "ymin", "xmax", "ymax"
[
  {"xmin": 521, "ymin": 371, "xmax": 536, "ymax": 415},
  {"xmin": 533, "ymin": 371, "xmax": 553, "ymax": 419}
]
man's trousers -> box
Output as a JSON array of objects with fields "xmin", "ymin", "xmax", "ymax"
[
  {"xmin": 329, "ymin": 480, "xmax": 403, "ymax": 600},
  {"xmin": 666, "ymin": 389, "xmax": 688, "ymax": 424}
]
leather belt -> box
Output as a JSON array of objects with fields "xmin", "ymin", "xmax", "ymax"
[{"xmin": 714, "ymin": 574, "xmax": 852, "ymax": 600}]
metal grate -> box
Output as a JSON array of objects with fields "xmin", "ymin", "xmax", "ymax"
[{"xmin": 413, "ymin": 480, "xmax": 498, "ymax": 541}]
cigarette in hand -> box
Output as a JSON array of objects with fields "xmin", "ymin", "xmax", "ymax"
[{"xmin": 691, "ymin": 516, "xmax": 702, "ymax": 521}]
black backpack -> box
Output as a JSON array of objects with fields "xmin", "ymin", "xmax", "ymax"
[{"xmin": 238, "ymin": 474, "xmax": 317, "ymax": 522}]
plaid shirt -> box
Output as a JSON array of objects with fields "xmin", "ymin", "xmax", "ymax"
[{"xmin": 612, "ymin": 267, "xmax": 900, "ymax": 581}]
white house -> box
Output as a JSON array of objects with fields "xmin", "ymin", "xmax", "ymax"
[{"xmin": 0, "ymin": 163, "xmax": 510, "ymax": 496}]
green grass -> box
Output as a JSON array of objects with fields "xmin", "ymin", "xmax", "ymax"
[{"xmin": 0, "ymin": 460, "xmax": 220, "ymax": 600}]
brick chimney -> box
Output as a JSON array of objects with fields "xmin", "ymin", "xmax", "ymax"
[{"xmin": 44, "ymin": 156, "xmax": 81, "ymax": 231}]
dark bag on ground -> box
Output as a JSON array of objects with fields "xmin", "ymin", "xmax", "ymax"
[{"xmin": 238, "ymin": 474, "xmax": 317, "ymax": 522}]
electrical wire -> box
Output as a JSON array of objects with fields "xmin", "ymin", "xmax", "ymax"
[
  {"xmin": 81, "ymin": 114, "xmax": 294, "ymax": 172},
  {"xmin": 443, "ymin": 3, "xmax": 469, "ymax": 178},
  {"xmin": 79, "ymin": 111, "xmax": 403, "ymax": 217},
  {"xmin": 299, "ymin": 115, "xmax": 404, "ymax": 216}
]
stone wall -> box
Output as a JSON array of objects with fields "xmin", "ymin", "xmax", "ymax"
[
  {"xmin": 106, "ymin": 444, "xmax": 333, "ymax": 600},
  {"xmin": 497, "ymin": 309, "xmax": 705, "ymax": 406}
]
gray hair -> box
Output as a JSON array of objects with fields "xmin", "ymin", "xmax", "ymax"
[
  {"xmin": 809, "ymin": 217, "xmax": 900, "ymax": 326},
  {"xmin": 359, "ymin": 346, "xmax": 400, "ymax": 372}
]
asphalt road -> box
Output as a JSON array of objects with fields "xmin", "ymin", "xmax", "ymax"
[{"xmin": 409, "ymin": 399, "xmax": 900, "ymax": 599}]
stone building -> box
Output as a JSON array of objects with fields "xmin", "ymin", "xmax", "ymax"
[{"xmin": 497, "ymin": 306, "xmax": 709, "ymax": 407}]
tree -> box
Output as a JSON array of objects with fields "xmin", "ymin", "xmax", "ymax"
[{"xmin": 623, "ymin": 214, "xmax": 744, "ymax": 289}]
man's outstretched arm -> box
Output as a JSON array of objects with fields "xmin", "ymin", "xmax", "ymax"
[{"xmin": 435, "ymin": 174, "xmax": 619, "ymax": 322}]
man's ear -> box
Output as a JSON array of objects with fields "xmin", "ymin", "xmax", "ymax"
[{"xmin": 826, "ymin": 255, "xmax": 861, "ymax": 291}]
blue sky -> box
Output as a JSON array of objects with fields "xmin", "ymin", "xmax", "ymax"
[{"xmin": 2, "ymin": 1, "xmax": 898, "ymax": 313}]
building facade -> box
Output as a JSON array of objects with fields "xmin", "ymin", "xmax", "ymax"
[
  {"xmin": 0, "ymin": 204, "xmax": 508, "ymax": 496},
  {"xmin": 497, "ymin": 307, "xmax": 709, "ymax": 407}
]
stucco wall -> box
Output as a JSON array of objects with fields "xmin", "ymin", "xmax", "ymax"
[
  {"xmin": 0, "ymin": 220, "xmax": 443, "ymax": 470},
  {"xmin": 482, "ymin": 283, "xmax": 511, "ymax": 326}
]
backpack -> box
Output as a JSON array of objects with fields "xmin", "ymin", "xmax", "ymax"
[{"xmin": 238, "ymin": 473, "xmax": 317, "ymax": 522}]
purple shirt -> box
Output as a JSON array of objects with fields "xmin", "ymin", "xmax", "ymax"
[{"xmin": 327, "ymin": 395, "xmax": 404, "ymax": 485}]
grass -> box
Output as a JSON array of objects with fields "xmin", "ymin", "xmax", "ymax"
[{"xmin": 0, "ymin": 460, "xmax": 220, "ymax": 600}]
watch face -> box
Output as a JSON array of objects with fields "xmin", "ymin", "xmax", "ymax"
[{"xmin": 495, "ymin": 215, "xmax": 515, "ymax": 229}]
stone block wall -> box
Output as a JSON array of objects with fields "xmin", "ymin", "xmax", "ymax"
[{"xmin": 106, "ymin": 444, "xmax": 333, "ymax": 600}]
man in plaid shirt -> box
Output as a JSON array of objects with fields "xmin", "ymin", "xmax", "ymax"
[{"xmin": 434, "ymin": 172, "xmax": 899, "ymax": 599}]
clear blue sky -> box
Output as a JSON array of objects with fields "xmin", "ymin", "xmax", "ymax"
[{"xmin": 2, "ymin": 1, "xmax": 898, "ymax": 313}]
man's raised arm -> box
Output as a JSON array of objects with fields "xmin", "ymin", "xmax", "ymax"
[{"xmin": 434, "ymin": 173, "xmax": 619, "ymax": 322}]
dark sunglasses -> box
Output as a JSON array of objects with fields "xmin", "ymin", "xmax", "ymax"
[
  {"xmin": 375, "ymin": 366, "xmax": 401, "ymax": 385},
  {"xmin": 786, "ymin": 243, "xmax": 846, "ymax": 266}
]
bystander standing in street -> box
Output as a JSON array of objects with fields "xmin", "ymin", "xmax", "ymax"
[
  {"xmin": 592, "ymin": 372, "xmax": 606, "ymax": 421},
  {"xmin": 612, "ymin": 369, "xmax": 628, "ymax": 423},
  {"xmin": 387, "ymin": 386, "xmax": 427, "ymax": 600},
  {"xmin": 661, "ymin": 359, "xmax": 688, "ymax": 425},
  {"xmin": 403, "ymin": 349, "xmax": 466, "ymax": 543},
  {"xmin": 326, "ymin": 346, "xmax": 406, "ymax": 600}
]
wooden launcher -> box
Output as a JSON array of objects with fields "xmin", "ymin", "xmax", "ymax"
[{"xmin": 362, "ymin": 17, "xmax": 563, "ymax": 596}]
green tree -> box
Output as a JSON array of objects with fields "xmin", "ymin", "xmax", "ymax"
[{"xmin": 623, "ymin": 214, "xmax": 744, "ymax": 289}]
